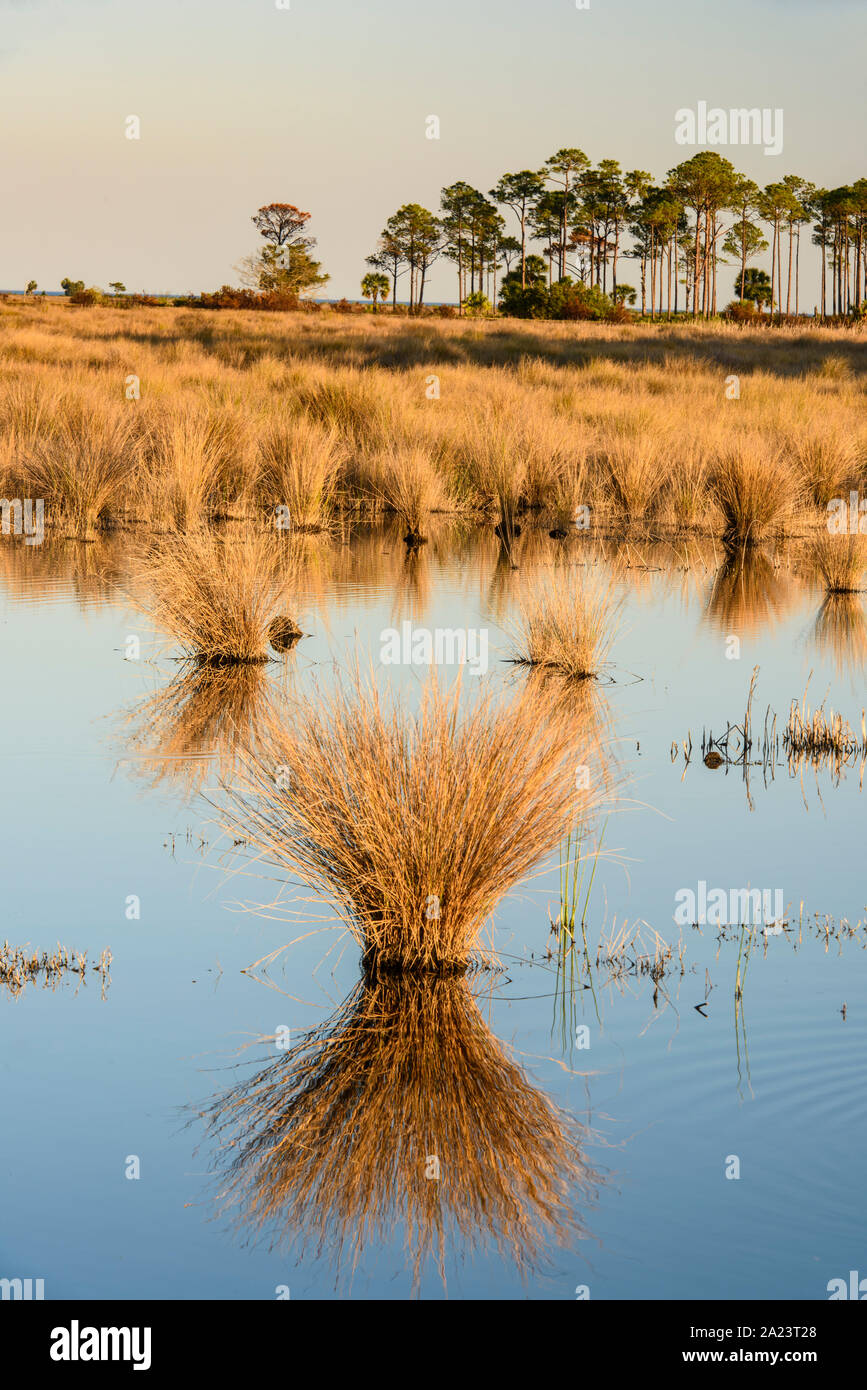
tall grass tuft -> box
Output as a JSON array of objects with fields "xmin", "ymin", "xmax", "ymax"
[
  {"xmin": 808, "ymin": 532, "xmax": 867, "ymax": 594},
  {"xmin": 513, "ymin": 577, "xmax": 620, "ymax": 679},
  {"xmin": 142, "ymin": 404, "xmax": 229, "ymax": 530},
  {"xmin": 140, "ymin": 528, "xmax": 297, "ymax": 664},
  {"xmin": 257, "ymin": 414, "xmax": 344, "ymax": 531},
  {"xmin": 217, "ymin": 670, "xmax": 599, "ymax": 972},
  {"xmin": 791, "ymin": 424, "xmax": 860, "ymax": 508},
  {"xmin": 600, "ymin": 416, "xmax": 669, "ymax": 520},
  {"xmin": 24, "ymin": 404, "xmax": 140, "ymax": 539},
  {"xmin": 455, "ymin": 409, "xmax": 527, "ymax": 547},
  {"xmin": 710, "ymin": 436, "xmax": 797, "ymax": 544},
  {"xmin": 369, "ymin": 443, "xmax": 444, "ymax": 544}
]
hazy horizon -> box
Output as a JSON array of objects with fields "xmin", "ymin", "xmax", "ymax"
[{"xmin": 2, "ymin": 0, "xmax": 865, "ymax": 306}]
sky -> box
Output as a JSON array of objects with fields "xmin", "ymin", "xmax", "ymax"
[{"xmin": 0, "ymin": 0, "xmax": 865, "ymax": 303}]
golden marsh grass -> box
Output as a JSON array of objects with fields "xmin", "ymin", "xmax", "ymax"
[{"xmin": 216, "ymin": 668, "xmax": 602, "ymax": 972}]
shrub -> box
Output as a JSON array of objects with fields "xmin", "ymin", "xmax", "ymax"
[
  {"xmin": 463, "ymin": 292, "xmax": 492, "ymax": 319},
  {"xmin": 189, "ymin": 286, "xmax": 301, "ymax": 311},
  {"xmin": 726, "ymin": 300, "xmax": 759, "ymax": 324},
  {"xmin": 69, "ymin": 288, "xmax": 103, "ymax": 306}
]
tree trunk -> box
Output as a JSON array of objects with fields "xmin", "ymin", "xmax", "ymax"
[
  {"xmin": 740, "ymin": 207, "xmax": 748, "ymax": 302},
  {"xmin": 786, "ymin": 221, "xmax": 793, "ymax": 317},
  {"xmin": 693, "ymin": 206, "xmax": 702, "ymax": 319}
]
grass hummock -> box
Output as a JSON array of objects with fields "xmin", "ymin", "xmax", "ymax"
[
  {"xmin": 216, "ymin": 668, "xmax": 601, "ymax": 973},
  {"xmin": 513, "ymin": 577, "xmax": 620, "ymax": 680},
  {"xmin": 140, "ymin": 528, "xmax": 299, "ymax": 665}
]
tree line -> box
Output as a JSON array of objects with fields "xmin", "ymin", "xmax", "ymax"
[{"xmin": 363, "ymin": 151, "xmax": 867, "ymax": 320}]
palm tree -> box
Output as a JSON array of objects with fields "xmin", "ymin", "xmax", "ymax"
[{"xmin": 360, "ymin": 272, "xmax": 389, "ymax": 312}]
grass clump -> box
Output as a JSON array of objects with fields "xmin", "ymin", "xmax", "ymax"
[
  {"xmin": 601, "ymin": 418, "xmax": 669, "ymax": 520},
  {"xmin": 710, "ymin": 436, "xmax": 797, "ymax": 544},
  {"xmin": 809, "ymin": 532, "xmax": 867, "ymax": 593},
  {"xmin": 142, "ymin": 403, "xmax": 234, "ymax": 531},
  {"xmin": 514, "ymin": 577, "xmax": 620, "ymax": 679},
  {"xmin": 140, "ymin": 528, "xmax": 298, "ymax": 664},
  {"xmin": 24, "ymin": 404, "xmax": 139, "ymax": 539},
  {"xmin": 369, "ymin": 443, "xmax": 444, "ymax": 545},
  {"xmin": 256, "ymin": 414, "xmax": 344, "ymax": 531},
  {"xmin": 791, "ymin": 424, "xmax": 860, "ymax": 508},
  {"xmin": 217, "ymin": 670, "xmax": 598, "ymax": 972}
]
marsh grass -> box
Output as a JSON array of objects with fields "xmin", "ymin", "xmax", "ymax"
[
  {"xmin": 792, "ymin": 425, "xmax": 861, "ymax": 507},
  {"xmin": 785, "ymin": 687, "xmax": 867, "ymax": 765},
  {"xmin": 455, "ymin": 409, "xmax": 527, "ymax": 549},
  {"xmin": 24, "ymin": 404, "xmax": 140, "ymax": 539},
  {"xmin": 256, "ymin": 414, "xmax": 344, "ymax": 531},
  {"xmin": 217, "ymin": 669, "xmax": 599, "ymax": 972},
  {"xmin": 601, "ymin": 418, "xmax": 669, "ymax": 520},
  {"xmin": 513, "ymin": 577, "xmax": 620, "ymax": 679},
  {"xmin": 369, "ymin": 443, "xmax": 444, "ymax": 544},
  {"xmin": 809, "ymin": 532, "xmax": 867, "ymax": 593},
  {"xmin": 139, "ymin": 528, "xmax": 298, "ymax": 664},
  {"xmin": 3, "ymin": 306, "xmax": 865, "ymax": 548},
  {"xmin": 595, "ymin": 920, "xmax": 678, "ymax": 983},
  {"xmin": 710, "ymin": 437, "xmax": 798, "ymax": 544},
  {"xmin": 699, "ymin": 667, "xmax": 867, "ymax": 784},
  {"xmin": 142, "ymin": 404, "xmax": 233, "ymax": 531}
]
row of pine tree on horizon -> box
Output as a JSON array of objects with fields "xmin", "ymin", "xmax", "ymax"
[
  {"xmin": 361, "ymin": 150, "xmax": 867, "ymax": 322},
  {"xmin": 18, "ymin": 151, "xmax": 867, "ymax": 322}
]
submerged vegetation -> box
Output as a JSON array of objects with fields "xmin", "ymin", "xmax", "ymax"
[
  {"xmin": 693, "ymin": 667, "xmax": 867, "ymax": 788},
  {"xmin": 0, "ymin": 942, "xmax": 112, "ymax": 999}
]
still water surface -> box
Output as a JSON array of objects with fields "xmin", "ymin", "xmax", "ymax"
[{"xmin": 1, "ymin": 525, "xmax": 864, "ymax": 1299}]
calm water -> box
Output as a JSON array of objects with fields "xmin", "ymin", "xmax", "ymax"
[{"xmin": 1, "ymin": 524, "xmax": 865, "ymax": 1300}]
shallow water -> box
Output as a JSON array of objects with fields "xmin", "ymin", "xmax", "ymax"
[{"xmin": 2, "ymin": 523, "xmax": 865, "ymax": 1300}]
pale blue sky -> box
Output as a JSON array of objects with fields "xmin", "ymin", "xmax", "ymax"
[{"xmin": 1, "ymin": 0, "xmax": 864, "ymax": 300}]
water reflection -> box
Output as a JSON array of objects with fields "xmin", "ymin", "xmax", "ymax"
[
  {"xmin": 198, "ymin": 969, "xmax": 601, "ymax": 1291},
  {"xmin": 120, "ymin": 660, "xmax": 282, "ymax": 795},
  {"xmin": 811, "ymin": 593, "xmax": 867, "ymax": 677},
  {"xmin": 0, "ymin": 533, "xmax": 132, "ymax": 609},
  {"xmin": 704, "ymin": 545, "xmax": 795, "ymax": 635}
]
